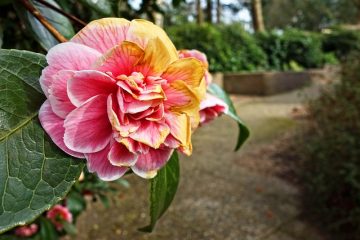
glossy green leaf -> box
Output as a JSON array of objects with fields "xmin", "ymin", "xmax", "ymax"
[
  {"xmin": 208, "ymin": 83, "xmax": 250, "ymax": 150},
  {"xmin": 0, "ymin": 49, "xmax": 84, "ymax": 233},
  {"xmin": 140, "ymin": 151, "xmax": 180, "ymax": 232},
  {"xmin": 13, "ymin": 0, "xmax": 75, "ymax": 50}
]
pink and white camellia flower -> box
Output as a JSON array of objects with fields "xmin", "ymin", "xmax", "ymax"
[
  {"xmin": 14, "ymin": 224, "xmax": 38, "ymax": 237},
  {"xmin": 178, "ymin": 49, "xmax": 228, "ymax": 125},
  {"xmin": 46, "ymin": 205, "xmax": 73, "ymax": 231},
  {"xmin": 39, "ymin": 18, "xmax": 206, "ymax": 180}
]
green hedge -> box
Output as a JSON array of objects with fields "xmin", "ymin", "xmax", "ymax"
[
  {"xmin": 166, "ymin": 23, "xmax": 348, "ymax": 72},
  {"xmin": 167, "ymin": 24, "xmax": 339, "ymax": 72},
  {"xmin": 166, "ymin": 23, "xmax": 268, "ymax": 72},
  {"xmin": 256, "ymin": 29, "xmax": 338, "ymax": 71},
  {"xmin": 322, "ymin": 29, "xmax": 360, "ymax": 60}
]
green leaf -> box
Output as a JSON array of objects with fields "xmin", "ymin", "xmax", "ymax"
[
  {"xmin": 208, "ymin": 83, "xmax": 250, "ymax": 150},
  {"xmin": 79, "ymin": 0, "xmax": 113, "ymax": 16},
  {"xmin": 0, "ymin": 49, "xmax": 84, "ymax": 233},
  {"xmin": 13, "ymin": 0, "xmax": 75, "ymax": 50},
  {"xmin": 66, "ymin": 191, "xmax": 86, "ymax": 220},
  {"xmin": 62, "ymin": 221, "xmax": 77, "ymax": 235},
  {"xmin": 139, "ymin": 151, "xmax": 180, "ymax": 232},
  {"xmin": 39, "ymin": 217, "xmax": 58, "ymax": 240},
  {"xmin": 98, "ymin": 193, "xmax": 110, "ymax": 208}
]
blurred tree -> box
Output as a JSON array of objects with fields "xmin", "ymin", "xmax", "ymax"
[
  {"xmin": 196, "ymin": 0, "xmax": 204, "ymax": 24},
  {"xmin": 216, "ymin": 0, "xmax": 221, "ymax": 24},
  {"xmin": 251, "ymin": 0, "xmax": 265, "ymax": 32},
  {"xmin": 206, "ymin": 0, "xmax": 213, "ymax": 23},
  {"xmin": 263, "ymin": 0, "xmax": 360, "ymax": 31}
]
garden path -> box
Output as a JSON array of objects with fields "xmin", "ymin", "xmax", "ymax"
[{"xmin": 72, "ymin": 82, "xmax": 327, "ymax": 240}]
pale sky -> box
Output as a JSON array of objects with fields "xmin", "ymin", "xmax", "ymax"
[{"xmin": 129, "ymin": 0, "xmax": 252, "ymax": 28}]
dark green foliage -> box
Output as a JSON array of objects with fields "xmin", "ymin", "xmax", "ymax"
[
  {"xmin": 167, "ymin": 24, "xmax": 337, "ymax": 73},
  {"xmin": 217, "ymin": 24, "xmax": 268, "ymax": 72},
  {"xmin": 256, "ymin": 29, "xmax": 332, "ymax": 71},
  {"xmin": 167, "ymin": 23, "xmax": 267, "ymax": 72},
  {"xmin": 322, "ymin": 29, "xmax": 360, "ymax": 60},
  {"xmin": 167, "ymin": 23, "xmax": 228, "ymax": 72},
  {"xmin": 300, "ymin": 52, "xmax": 360, "ymax": 239}
]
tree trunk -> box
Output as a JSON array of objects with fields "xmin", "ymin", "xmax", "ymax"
[
  {"xmin": 251, "ymin": 0, "xmax": 265, "ymax": 32},
  {"xmin": 196, "ymin": 0, "xmax": 204, "ymax": 25},
  {"xmin": 206, "ymin": 0, "xmax": 212, "ymax": 23},
  {"xmin": 216, "ymin": 0, "xmax": 221, "ymax": 24}
]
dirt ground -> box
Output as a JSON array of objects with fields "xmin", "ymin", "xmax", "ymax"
[{"xmin": 70, "ymin": 83, "xmax": 328, "ymax": 240}]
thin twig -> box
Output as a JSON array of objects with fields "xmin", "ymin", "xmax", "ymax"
[
  {"xmin": 19, "ymin": 0, "xmax": 68, "ymax": 43},
  {"xmin": 33, "ymin": 0, "xmax": 86, "ymax": 27}
]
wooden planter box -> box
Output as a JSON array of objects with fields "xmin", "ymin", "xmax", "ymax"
[{"xmin": 223, "ymin": 71, "xmax": 312, "ymax": 95}]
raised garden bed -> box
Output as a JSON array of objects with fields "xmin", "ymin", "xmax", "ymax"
[{"xmin": 219, "ymin": 66, "xmax": 340, "ymax": 95}]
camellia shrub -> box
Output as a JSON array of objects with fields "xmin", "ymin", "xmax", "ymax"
[{"xmin": 0, "ymin": 1, "xmax": 249, "ymax": 238}]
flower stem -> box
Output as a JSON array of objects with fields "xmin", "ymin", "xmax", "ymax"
[
  {"xmin": 33, "ymin": 0, "xmax": 86, "ymax": 27},
  {"xmin": 19, "ymin": 0, "xmax": 68, "ymax": 43}
]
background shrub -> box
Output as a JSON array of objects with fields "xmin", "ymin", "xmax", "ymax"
[
  {"xmin": 168, "ymin": 24, "xmax": 339, "ymax": 73},
  {"xmin": 322, "ymin": 29, "xmax": 360, "ymax": 60},
  {"xmin": 166, "ymin": 23, "xmax": 228, "ymax": 72},
  {"xmin": 256, "ymin": 29, "xmax": 332, "ymax": 71},
  {"xmin": 300, "ymin": 51, "xmax": 360, "ymax": 239},
  {"xmin": 167, "ymin": 23, "xmax": 267, "ymax": 72}
]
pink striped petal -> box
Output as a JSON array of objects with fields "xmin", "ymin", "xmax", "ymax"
[
  {"xmin": 164, "ymin": 135, "xmax": 180, "ymax": 149},
  {"xmin": 39, "ymin": 101, "xmax": 84, "ymax": 158},
  {"xmin": 117, "ymin": 138, "xmax": 150, "ymax": 154},
  {"xmin": 40, "ymin": 42, "xmax": 101, "ymax": 97},
  {"xmin": 131, "ymin": 147, "xmax": 173, "ymax": 179},
  {"xmin": 124, "ymin": 100, "xmax": 152, "ymax": 114},
  {"xmin": 48, "ymin": 71, "xmax": 76, "ymax": 118},
  {"xmin": 86, "ymin": 144, "xmax": 128, "ymax": 181},
  {"xmin": 199, "ymin": 93, "xmax": 228, "ymax": 124},
  {"xmin": 67, "ymin": 70, "xmax": 116, "ymax": 107},
  {"xmin": 64, "ymin": 95, "xmax": 112, "ymax": 153},
  {"xmin": 96, "ymin": 41, "xmax": 144, "ymax": 77},
  {"xmin": 108, "ymin": 142, "xmax": 138, "ymax": 167},
  {"xmin": 129, "ymin": 121, "xmax": 170, "ymax": 149},
  {"xmin": 145, "ymin": 104, "xmax": 164, "ymax": 121},
  {"xmin": 71, "ymin": 18, "xmax": 130, "ymax": 54}
]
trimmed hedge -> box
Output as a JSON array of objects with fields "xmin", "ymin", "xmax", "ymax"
[
  {"xmin": 167, "ymin": 24, "xmax": 340, "ymax": 72},
  {"xmin": 166, "ymin": 23, "xmax": 268, "ymax": 72}
]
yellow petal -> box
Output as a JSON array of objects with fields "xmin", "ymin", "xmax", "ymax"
[
  {"xmin": 166, "ymin": 112, "xmax": 191, "ymax": 149},
  {"xmin": 161, "ymin": 58, "xmax": 205, "ymax": 88},
  {"xmin": 165, "ymin": 80, "xmax": 201, "ymax": 117},
  {"xmin": 127, "ymin": 19, "xmax": 178, "ymax": 63},
  {"xmin": 135, "ymin": 37, "xmax": 174, "ymax": 76}
]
